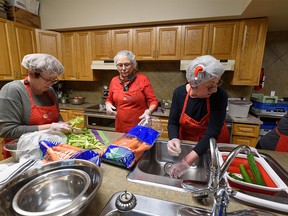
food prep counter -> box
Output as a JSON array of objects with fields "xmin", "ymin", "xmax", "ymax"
[
  {"xmin": 0, "ymin": 131, "xmax": 287, "ymax": 215},
  {"xmin": 80, "ymin": 131, "xmax": 287, "ymax": 216}
]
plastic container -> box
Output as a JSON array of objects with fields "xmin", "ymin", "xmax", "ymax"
[{"xmin": 228, "ymin": 100, "xmax": 252, "ymax": 118}]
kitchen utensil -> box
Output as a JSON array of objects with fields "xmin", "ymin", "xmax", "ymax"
[
  {"xmin": 60, "ymin": 97, "xmax": 69, "ymax": 104},
  {"xmin": 0, "ymin": 159, "xmax": 103, "ymax": 216},
  {"xmin": 228, "ymin": 100, "xmax": 252, "ymax": 118},
  {"xmin": 12, "ymin": 168, "xmax": 91, "ymax": 216},
  {"xmin": 70, "ymin": 97, "xmax": 85, "ymax": 105}
]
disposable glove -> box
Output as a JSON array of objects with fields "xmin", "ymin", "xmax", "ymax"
[
  {"xmin": 169, "ymin": 159, "xmax": 190, "ymax": 178},
  {"xmin": 106, "ymin": 103, "xmax": 117, "ymax": 115},
  {"xmin": 167, "ymin": 138, "xmax": 181, "ymax": 156},
  {"xmin": 51, "ymin": 122, "xmax": 72, "ymax": 134},
  {"xmin": 139, "ymin": 109, "xmax": 151, "ymax": 119}
]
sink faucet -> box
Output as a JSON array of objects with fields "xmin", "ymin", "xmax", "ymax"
[{"xmin": 191, "ymin": 138, "xmax": 251, "ymax": 216}]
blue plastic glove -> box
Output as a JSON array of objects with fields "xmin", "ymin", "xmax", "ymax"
[{"xmin": 169, "ymin": 159, "xmax": 190, "ymax": 178}]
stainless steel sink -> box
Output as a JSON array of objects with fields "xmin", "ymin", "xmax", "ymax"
[
  {"xmin": 127, "ymin": 140, "xmax": 210, "ymax": 191},
  {"xmin": 99, "ymin": 192, "xmax": 279, "ymax": 216},
  {"xmin": 99, "ymin": 191, "xmax": 210, "ymax": 216}
]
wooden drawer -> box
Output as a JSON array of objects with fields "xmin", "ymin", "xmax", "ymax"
[
  {"xmin": 232, "ymin": 123, "xmax": 260, "ymax": 138},
  {"xmin": 232, "ymin": 136, "xmax": 258, "ymax": 148}
]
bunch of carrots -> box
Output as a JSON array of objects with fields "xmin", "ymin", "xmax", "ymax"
[
  {"xmin": 112, "ymin": 136, "xmax": 151, "ymax": 160},
  {"xmin": 40, "ymin": 141, "xmax": 84, "ymax": 163}
]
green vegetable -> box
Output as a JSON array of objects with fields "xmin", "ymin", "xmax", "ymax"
[
  {"xmin": 229, "ymin": 172, "xmax": 244, "ymax": 182},
  {"xmin": 247, "ymin": 153, "xmax": 266, "ymax": 186},
  {"xmin": 240, "ymin": 164, "xmax": 254, "ymax": 184},
  {"xmin": 67, "ymin": 128, "xmax": 105, "ymax": 150},
  {"xmin": 69, "ymin": 116, "xmax": 84, "ymax": 127}
]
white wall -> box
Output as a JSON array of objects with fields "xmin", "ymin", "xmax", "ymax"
[{"xmin": 38, "ymin": 0, "xmax": 251, "ymax": 30}]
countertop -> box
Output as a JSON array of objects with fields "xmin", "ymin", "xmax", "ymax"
[
  {"xmin": 0, "ymin": 131, "xmax": 287, "ymax": 215},
  {"xmin": 59, "ymin": 102, "xmax": 97, "ymax": 110},
  {"xmin": 81, "ymin": 131, "xmax": 287, "ymax": 216}
]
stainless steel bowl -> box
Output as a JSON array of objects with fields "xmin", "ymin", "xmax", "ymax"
[
  {"xmin": 0, "ymin": 159, "xmax": 103, "ymax": 216},
  {"xmin": 70, "ymin": 97, "xmax": 85, "ymax": 105},
  {"xmin": 12, "ymin": 168, "xmax": 91, "ymax": 216}
]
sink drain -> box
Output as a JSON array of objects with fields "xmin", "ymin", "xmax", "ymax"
[{"xmin": 115, "ymin": 191, "xmax": 137, "ymax": 212}]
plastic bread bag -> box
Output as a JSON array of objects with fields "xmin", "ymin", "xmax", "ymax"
[
  {"xmin": 101, "ymin": 125, "xmax": 159, "ymax": 168},
  {"xmin": 39, "ymin": 140, "xmax": 101, "ymax": 167},
  {"xmin": 16, "ymin": 129, "xmax": 67, "ymax": 160}
]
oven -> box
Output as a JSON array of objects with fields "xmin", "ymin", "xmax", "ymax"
[{"xmin": 84, "ymin": 105, "xmax": 115, "ymax": 131}]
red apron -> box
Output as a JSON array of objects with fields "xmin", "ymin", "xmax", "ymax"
[
  {"xmin": 2, "ymin": 78, "xmax": 59, "ymax": 158},
  {"xmin": 275, "ymin": 127, "xmax": 288, "ymax": 152},
  {"xmin": 113, "ymin": 84, "xmax": 148, "ymax": 133},
  {"xmin": 179, "ymin": 88, "xmax": 230, "ymax": 143}
]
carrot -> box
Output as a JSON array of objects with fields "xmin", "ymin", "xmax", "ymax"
[
  {"xmin": 40, "ymin": 141, "xmax": 60, "ymax": 161},
  {"xmin": 52, "ymin": 146, "xmax": 78, "ymax": 154},
  {"xmin": 124, "ymin": 138, "xmax": 141, "ymax": 150},
  {"xmin": 58, "ymin": 143, "xmax": 84, "ymax": 151}
]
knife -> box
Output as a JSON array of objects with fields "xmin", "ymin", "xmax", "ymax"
[{"xmin": 236, "ymin": 189, "xmax": 288, "ymax": 204}]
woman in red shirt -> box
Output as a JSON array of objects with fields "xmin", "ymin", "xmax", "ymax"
[{"xmin": 105, "ymin": 50, "xmax": 158, "ymax": 133}]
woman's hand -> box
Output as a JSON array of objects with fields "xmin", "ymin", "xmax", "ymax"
[
  {"xmin": 167, "ymin": 138, "xmax": 181, "ymax": 156},
  {"xmin": 51, "ymin": 122, "xmax": 72, "ymax": 134},
  {"xmin": 139, "ymin": 109, "xmax": 151, "ymax": 119},
  {"xmin": 169, "ymin": 159, "xmax": 190, "ymax": 178},
  {"xmin": 106, "ymin": 103, "xmax": 117, "ymax": 115}
]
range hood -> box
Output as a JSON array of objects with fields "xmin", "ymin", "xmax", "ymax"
[
  {"xmin": 180, "ymin": 60, "xmax": 235, "ymax": 71},
  {"xmin": 91, "ymin": 60, "xmax": 117, "ymax": 70}
]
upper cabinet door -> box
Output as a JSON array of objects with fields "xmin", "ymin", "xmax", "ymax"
[
  {"xmin": 91, "ymin": 30, "xmax": 112, "ymax": 60},
  {"xmin": 208, "ymin": 21, "xmax": 239, "ymax": 59},
  {"xmin": 111, "ymin": 28, "xmax": 132, "ymax": 57},
  {"xmin": 75, "ymin": 31, "xmax": 95, "ymax": 80},
  {"xmin": 133, "ymin": 27, "xmax": 156, "ymax": 60},
  {"xmin": 61, "ymin": 32, "xmax": 77, "ymax": 80},
  {"xmin": 0, "ymin": 18, "xmax": 19, "ymax": 80},
  {"xmin": 232, "ymin": 18, "xmax": 268, "ymax": 86},
  {"xmin": 156, "ymin": 26, "xmax": 181, "ymax": 60},
  {"xmin": 181, "ymin": 23, "xmax": 209, "ymax": 60},
  {"xmin": 35, "ymin": 29, "xmax": 62, "ymax": 61},
  {"xmin": 14, "ymin": 22, "xmax": 36, "ymax": 79}
]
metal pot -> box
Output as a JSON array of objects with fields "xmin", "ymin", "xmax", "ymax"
[{"xmin": 70, "ymin": 97, "xmax": 85, "ymax": 105}]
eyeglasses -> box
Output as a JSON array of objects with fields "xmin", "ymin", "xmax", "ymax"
[
  {"xmin": 39, "ymin": 74, "xmax": 59, "ymax": 85},
  {"xmin": 207, "ymin": 79, "xmax": 223, "ymax": 92},
  {"xmin": 116, "ymin": 63, "xmax": 132, "ymax": 69}
]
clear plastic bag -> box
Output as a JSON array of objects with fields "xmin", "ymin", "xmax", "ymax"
[{"xmin": 16, "ymin": 129, "xmax": 67, "ymax": 160}]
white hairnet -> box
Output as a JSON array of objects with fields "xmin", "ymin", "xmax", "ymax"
[
  {"xmin": 21, "ymin": 53, "xmax": 64, "ymax": 76},
  {"xmin": 114, "ymin": 50, "xmax": 137, "ymax": 69},
  {"xmin": 186, "ymin": 55, "xmax": 225, "ymax": 87}
]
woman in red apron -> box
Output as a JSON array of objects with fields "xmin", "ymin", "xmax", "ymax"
[
  {"xmin": 256, "ymin": 113, "xmax": 288, "ymax": 152},
  {"xmin": 167, "ymin": 55, "xmax": 230, "ymax": 178},
  {"xmin": 105, "ymin": 50, "xmax": 158, "ymax": 133},
  {"xmin": 0, "ymin": 54, "xmax": 70, "ymax": 159}
]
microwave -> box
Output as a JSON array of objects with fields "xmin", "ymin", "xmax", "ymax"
[{"xmin": 84, "ymin": 112, "xmax": 115, "ymax": 131}]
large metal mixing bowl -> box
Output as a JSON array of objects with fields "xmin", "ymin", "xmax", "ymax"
[
  {"xmin": 0, "ymin": 159, "xmax": 102, "ymax": 216},
  {"xmin": 12, "ymin": 169, "xmax": 91, "ymax": 216}
]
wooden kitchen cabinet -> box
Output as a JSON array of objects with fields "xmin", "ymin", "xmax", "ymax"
[
  {"xmin": 151, "ymin": 116, "xmax": 169, "ymax": 138},
  {"xmin": 232, "ymin": 123, "xmax": 260, "ymax": 147},
  {"xmin": 35, "ymin": 29, "xmax": 62, "ymax": 62},
  {"xmin": 133, "ymin": 25, "xmax": 181, "ymax": 60},
  {"xmin": 231, "ymin": 18, "xmax": 268, "ymax": 85},
  {"xmin": 181, "ymin": 20, "xmax": 239, "ymax": 60},
  {"xmin": 91, "ymin": 28, "xmax": 132, "ymax": 60},
  {"xmin": 60, "ymin": 109, "xmax": 84, "ymax": 128},
  {"xmin": 61, "ymin": 31, "xmax": 97, "ymax": 81},
  {"xmin": 0, "ymin": 18, "xmax": 20, "ymax": 80},
  {"xmin": 13, "ymin": 22, "xmax": 37, "ymax": 79}
]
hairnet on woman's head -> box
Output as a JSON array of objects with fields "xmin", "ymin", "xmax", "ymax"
[
  {"xmin": 114, "ymin": 50, "xmax": 137, "ymax": 69},
  {"xmin": 21, "ymin": 53, "xmax": 64, "ymax": 76},
  {"xmin": 186, "ymin": 55, "xmax": 225, "ymax": 87}
]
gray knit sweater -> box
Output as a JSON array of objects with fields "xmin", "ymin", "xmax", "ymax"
[{"xmin": 0, "ymin": 80, "xmax": 62, "ymax": 139}]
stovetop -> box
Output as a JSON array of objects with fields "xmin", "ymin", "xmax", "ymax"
[{"xmin": 84, "ymin": 104, "xmax": 106, "ymax": 112}]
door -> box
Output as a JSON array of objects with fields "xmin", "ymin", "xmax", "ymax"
[
  {"xmin": 111, "ymin": 28, "xmax": 132, "ymax": 57},
  {"xmin": 133, "ymin": 27, "xmax": 156, "ymax": 60},
  {"xmin": 35, "ymin": 29, "xmax": 62, "ymax": 61},
  {"xmin": 181, "ymin": 23, "xmax": 209, "ymax": 59},
  {"xmin": 91, "ymin": 30, "xmax": 112, "ymax": 60},
  {"xmin": 14, "ymin": 22, "xmax": 36, "ymax": 79}
]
